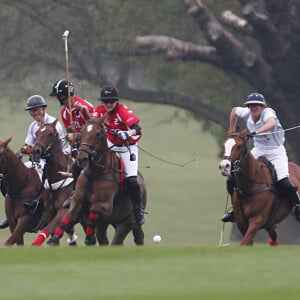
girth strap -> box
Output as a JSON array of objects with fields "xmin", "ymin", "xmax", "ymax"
[{"xmin": 237, "ymin": 186, "xmax": 276, "ymax": 199}]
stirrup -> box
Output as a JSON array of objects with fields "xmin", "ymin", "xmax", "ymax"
[
  {"xmin": 46, "ymin": 236, "xmax": 60, "ymax": 246},
  {"xmin": 23, "ymin": 200, "xmax": 39, "ymax": 213},
  {"xmin": 133, "ymin": 208, "xmax": 146, "ymax": 225},
  {"xmin": 84, "ymin": 235, "xmax": 96, "ymax": 246},
  {"xmin": 62, "ymin": 198, "xmax": 71, "ymax": 209}
]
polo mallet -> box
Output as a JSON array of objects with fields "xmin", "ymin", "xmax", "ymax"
[
  {"xmin": 218, "ymin": 192, "xmax": 229, "ymax": 247},
  {"xmin": 62, "ymin": 30, "xmax": 75, "ymax": 146}
]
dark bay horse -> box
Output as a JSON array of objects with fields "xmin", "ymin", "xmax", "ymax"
[
  {"xmin": 219, "ymin": 129, "xmax": 300, "ymax": 245},
  {"xmin": 0, "ymin": 137, "xmax": 44, "ymax": 245},
  {"xmin": 48, "ymin": 117, "xmax": 146, "ymax": 246},
  {"xmin": 30, "ymin": 120, "xmax": 80, "ymax": 246}
]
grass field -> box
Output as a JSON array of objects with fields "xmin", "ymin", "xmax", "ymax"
[{"xmin": 1, "ymin": 246, "xmax": 300, "ymax": 299}]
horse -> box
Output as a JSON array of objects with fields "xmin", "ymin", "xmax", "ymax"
[
  {"xmin": 0, "ymin": 137, "xmax": 45, "ymax": 245},
  {"xmin": 30, "ymin": 120, "xmax": 81, "ymax": 246},
  {"xmin": 219, "ymin": 129, "xmax": 300, "ymax": 245},
  {"xmin": 47, "ymin": 117, "xmax": 146, "ymax": 246}
]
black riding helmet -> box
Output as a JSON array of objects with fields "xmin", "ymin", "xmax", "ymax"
[
  {"xmin": 99, "ymin": 85, "xmax": 119, "ymax": 101},
  {"xmin": 49, "ymin": 79, "xmax": 74, "ymax": 98},
  {"xmin": 25, "ymin": 95, "xmax": 47, "ymax": 110},
  {"xmin": 50, "ymin": 79, "xmax": 75, "ymax": 106}
]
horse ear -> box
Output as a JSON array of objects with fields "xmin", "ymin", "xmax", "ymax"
[
  {"xmin": 3, "ymin": 136, "xmax": 12, "ymax": 147},
  {"xmin": 52, "ymin": 119, "xmax": 58, "ymax": 127},
  {"xmin": 241, "ymin": 128, "xmax": 248, "ymax": 137},
  {"xmin": 99, "ymin": 114, "xmax": 106, "ymax": 124}
]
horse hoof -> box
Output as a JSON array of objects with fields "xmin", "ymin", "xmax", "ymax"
[
  {"xmin": 267, "ymin": 238, "xmax": 279, "ymax": 246},
  {"xmin": 85, "ymin": 236, "xmax": 96, "ymax": 246},
  {"xmin": 68, "ymin": 234, "xmax": 78, "ymax": 246},
  {"xmin": 47, "ymin": 236, "xmax": 60, "ymax": 246}
]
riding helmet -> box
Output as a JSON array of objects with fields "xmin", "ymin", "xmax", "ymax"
[
  {"xmin": 99, "ymin": 85, "xmax": 119, "ymax": 101},
  {"xmin": 49, "ymin": 80, "xmax": 59, "ymax": 97},
  {"xmin": 25, "ymin": 95, "xmax": 47, "ymax": 110},
  {"xmin": 243, "ymin": 93, "xmax": 266, "ymax": 107},
  {"xmin": 49, "ymin": 79, "xmax": 74, "ymax": 98}
]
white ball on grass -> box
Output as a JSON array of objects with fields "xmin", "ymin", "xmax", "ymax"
[{"xmin": 153, "ymin": 235, "xmax": 162, "ymax": 243}]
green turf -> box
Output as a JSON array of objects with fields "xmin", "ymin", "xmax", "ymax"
[{"xmin": 1, "ymin": 246, "xmax": 300, "ymax": 299}]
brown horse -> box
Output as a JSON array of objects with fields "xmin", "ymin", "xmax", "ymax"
[
  {"xmin": 0, "ymin": 137, "xmax": 44, "ymax": 245},
  {"xmin": 47, "ymin": 117, "xmax": 146, "ymax": 246},
  {"xmin": 30, "ymin": 120, "xmax": 80, "ymax": 246},
  {"xmin": 219, "ymin": 129, "xmax": 300, "ymax": 245}
]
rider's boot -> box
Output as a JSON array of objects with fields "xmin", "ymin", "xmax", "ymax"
[
  {"xmin": 221, "ymin": 175, "xmax": 236, "ymax": 223},
  {"xmin": 277, "ymin": 177, "xmax": 300, "ymax": 221},
  {"xmin": 23, "ymin": 200, "xmax": 41, "ymax": 213},
  {"xmin": 126, "ymin": 176, "xmax": 145, "ymax": 225},
  {"xmin": 221, "ymin": 209, "xmax": 236, "ymax": 223},
  {"xmin": 0, "ymin": 217, "xmax": 9, "ymax": 229}
]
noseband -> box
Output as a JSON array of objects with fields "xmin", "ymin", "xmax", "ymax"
[
  {"xmin": 223, "ymin": 135, "xmax": 249, "ymax": 174},
  {"xmin": 79, "ymin": 124, "xmax": 107, "ymax": 165},
  {"xmin": 34, "ymin": 131, "xmax": 59, "ymax": 159}
]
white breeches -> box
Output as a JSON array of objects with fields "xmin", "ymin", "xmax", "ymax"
[
  {"xmin": 108, "ymin": 141, "xmax": 138, "ymax": 178},
  {"xmin": 251, "ymin": 145, "xmax": 289, "ymax": 181}
]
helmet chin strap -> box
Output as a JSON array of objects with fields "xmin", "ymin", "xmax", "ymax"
[{"xmin": 58, "ymin": 97, "xmax": 67, "ymax": 106}]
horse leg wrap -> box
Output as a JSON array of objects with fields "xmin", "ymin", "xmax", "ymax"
[
  {"xmin": 86, "ymin": 212, "xmax": 98, "ymax": 237},
  {"xmin": 268, "ymin": 238, "xmax": 279, "ymax": 246},
  {"xmin": 32, "ymin": 229, "xmax": 50, "ymax": 246},
  {"xmin": 54, "ymin": 217, "xmax": 72, "ymax": 238}
]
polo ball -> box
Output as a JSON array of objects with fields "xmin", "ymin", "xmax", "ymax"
[{"xmin": 153, "ymin": 235, "xmax": 162, "ymax": 243}]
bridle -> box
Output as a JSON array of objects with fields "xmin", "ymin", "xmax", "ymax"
[
  {"xmin": 34, "ymin": 131, "xmax": 61, "ymax": 160},
  {"xmin": 223, "ymin": 134, "xmax": 249, "ymax": 174},
  {"xmin": 0, "ymin": 146, "xmax": 33, "ymax": 198},
  {"xmin": 224, "ymin": 133, "xmax": 273, "ymax": 191},
  {"xmin": 78, "ymin": 123, "xmax": 108, "ymax": 166}
]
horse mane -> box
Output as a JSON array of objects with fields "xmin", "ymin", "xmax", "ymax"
[
  {"xmin": 87, "ymin": 115, "xmax": 106, "ymax": 125},
  {"xmin": 228, "ymin": 128, "xmax": 248, "ymax": 139}
]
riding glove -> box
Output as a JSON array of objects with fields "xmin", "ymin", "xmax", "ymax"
[
  {"xmin": 21, "ymin": 145, "xmax": 32, "ymax": 154},
  {"xmin": 118, "ymin": 131, "xmax": 132, "ymax": 141},
  {"xmin": 246, "ymin": 131, "xmax": 256, "ymax": 139}
]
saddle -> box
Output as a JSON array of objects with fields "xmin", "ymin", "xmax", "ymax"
[
  {"xmin": 111, "ymin": 151, "xmax": 126, "ymax": 184},
  {"xmin": 257, "ymin": 156, "xmax": 277, "ymax": 183}
]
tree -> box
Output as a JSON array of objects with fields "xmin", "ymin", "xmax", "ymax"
[
  {"xmin": 135, "ymin": 0, "xmax": 300, "ymax": 161},
  {"xmin": 1, "ymin": 0, "xmax": 300, "ymax": 160}
]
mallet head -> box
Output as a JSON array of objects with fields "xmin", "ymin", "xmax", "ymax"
[{"xmin": 62, "ymin": 30, "xmax": 69, "ymax": 39}]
